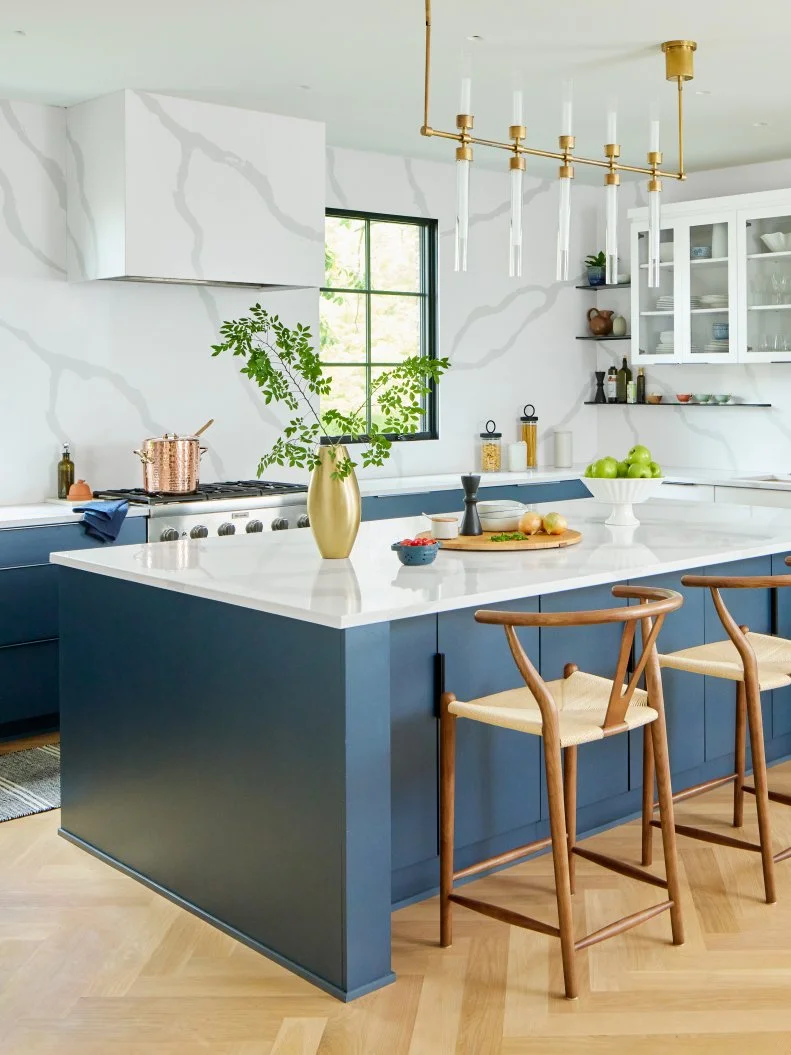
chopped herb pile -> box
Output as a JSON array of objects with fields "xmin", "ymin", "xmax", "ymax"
[{"xmin": 490, "ymin": 532, "xmax": 531, "ymax": 542}]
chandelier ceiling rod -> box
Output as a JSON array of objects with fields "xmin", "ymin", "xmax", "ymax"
[{"xmin": 419, "ymin": 0, "xmax": 695, "ymax": 183}]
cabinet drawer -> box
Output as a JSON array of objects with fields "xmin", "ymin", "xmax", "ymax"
[
  {"xmin": 659, "ymin": 483, "xmax": 715, "ymax": 503},
  {"xmin": 0, "ymin": 565, "xmax": 57, "ymax": 646},
  {"xmin": 715, "ymin": 486, "xmax": 791, "ymax": 509},
  {"xmin": 0, "ymin": 640, "xmax": 58, "ymax": 725},
  {"xmin": 0, "ymin": 517, "xmax": 147, "ymax": 569}
]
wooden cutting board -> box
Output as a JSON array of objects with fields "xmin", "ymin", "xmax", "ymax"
[{"xmin": 418, "ymin": 529, "xmax": 582, "ymax": 552}]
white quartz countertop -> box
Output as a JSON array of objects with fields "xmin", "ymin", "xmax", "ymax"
[
  {"xmin": 51, "ymin": 497, "xmax": 791, "ymax": 630},
  {"xmin": 0, "ymin": 502, "xmax": 149, "ymax": 530}
]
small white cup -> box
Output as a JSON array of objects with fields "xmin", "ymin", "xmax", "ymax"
[{"xmin": 424, "ymin": 514, "xmax": 459, "ymax": 540}]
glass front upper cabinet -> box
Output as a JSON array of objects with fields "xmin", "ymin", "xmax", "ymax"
[
  {"xmin": 683, "ymin": 216, "xmax": 737, "ymax": 364},
  {"xmin": 631, "ymin": 222, "xmax": 681, "ymax": 364},
  {"xmin": 738, "ymin": 206, "xmax": 791, "ymax": 363}
]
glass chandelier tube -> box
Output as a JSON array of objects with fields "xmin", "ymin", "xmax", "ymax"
[
  {"xmin": 648, "ymin": 183, "xmax": 662, "ymax": 288},
  {"xmin": 509, "ymin": 88, "xmax": 524, "ymax": 278},
  {"xmin": 556, "ymin": 176, "xmax": 571, "ymax": 281},
  {"xmin": 605, "ymin": 180, "xmax": 618, "ymax": 286},
  {"xmin": 455, "ymin": 156, "xmax": 470, "ymax": 272}
]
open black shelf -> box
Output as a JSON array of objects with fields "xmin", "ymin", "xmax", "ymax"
[
  {"xmin": 576, "ymin": 334, "xmax": 631, "ymax": 341},
  {"xmin": 584, "ymin": 401, "xmax": 772, "ymax": 408},
  {"xmin": 575, "ymin": 283, "xmax": 631, "ymax": 291}
]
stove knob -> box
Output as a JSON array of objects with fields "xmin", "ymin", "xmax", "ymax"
[
  {"xmin": 217, "ymin": 522, "xmax": 236, "ymax": 536},
  {"xmin": 189, "ymin": 525, "xmax": 209, "ymax": 539},
  {"xmin": 296, "ymin": 514, "xmax": 310, "ymax": 529},
  {"xmin": 271, "ymin": 517, "xmax": 289, "ymax": 531},
  {"xmin": 160, "ymin": 527, "xmax": 180, "ymax": 543},
  {"xmin": 246, "ymin": 519, "xmax": 264, "ymax": 534}
]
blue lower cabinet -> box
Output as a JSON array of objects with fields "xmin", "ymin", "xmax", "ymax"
[
  {"xmin": 771, "ymin": 553, "xmax": 791, "ymax": 742},
  {"xmin": 0, "ymin": 640, "xmax": 58, "ymax": 725},
  {"xmin": 361, "ymin": 480, "xmax": 586, "ymax": 523},
  {"xmin": 438, "ymin": 600, "xmax": 542, "ymax": 852},
  {"xmin": 390, "ymin": 616, "xmax": 439, "ymax": 875},
  {"xmin": 627, "ymin": 569, "xmax": 706, "ymax": 787},
  {"xmin": 0, "ymin": 564, "xmax": 58, "ymax": 646},
  {"xmin": 0, "ymin": 517, "xmax": 146, "ymax": 570},
  {"xmin": 539, "ymin": 583, "xmax": 629, "ymax": 813},
  {"xmin": 703, "ymin": 556, "xmax": 772, "ymax": 762}
]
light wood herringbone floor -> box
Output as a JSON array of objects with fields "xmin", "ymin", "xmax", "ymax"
[{"xmin": 3, "ymin": 766, "xmax": 791, "ymax": 1054}]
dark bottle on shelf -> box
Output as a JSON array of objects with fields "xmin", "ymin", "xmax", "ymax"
[
  {"xmin": 636, "ymin": 368, "xmax": 646, "ymax": 404},
  {"xmin": 615, "ymin": 358, "xmax": 632, "ymax": 404},
  {"xmin": 57, "ymin": 443, "xmax": 75, "ymax": 499},
  {"xmin": 606, "ymin": 367, "xmax": 618, "ymax": 403}
]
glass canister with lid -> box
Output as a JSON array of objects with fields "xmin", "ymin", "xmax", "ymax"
[
  {"xmin": 480, "ymin": 420, "xmax": 502, "ymax": 472},
  {"xmin": 520, "ymin": 404, "xmax": 538, "ymax": 469}
]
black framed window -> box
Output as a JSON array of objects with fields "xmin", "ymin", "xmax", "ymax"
[{"xmin": 320, "ymin": 209, "xmax": 438, "ymax": 440}]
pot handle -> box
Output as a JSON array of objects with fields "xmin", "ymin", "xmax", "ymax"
[
  {"xmin": 133, "ymin": 448, "xmax": 152, "ymax": 465},
  {"xmin": 199, "ymin": 446, "xmax": 208, "ymax": 457}
]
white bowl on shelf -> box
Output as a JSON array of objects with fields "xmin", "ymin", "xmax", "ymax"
[
  {"xmin": 761, "ymin": 232, "xmax": 787, "ymax": 253},
  {"xmin": 580, "ymin": 476, "xmax": 664, "ymax": 527},
  {"xmin": 477, "ymin": 499, "xmax": 525, "ymax": 532}
]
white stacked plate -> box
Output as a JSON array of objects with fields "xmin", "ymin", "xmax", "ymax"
[
  {"xmin": 703, "ymin": 339, "xmax": 729, "ymax": 353},
  {"xmin": 699, "ymin": 293, "xmax": 728, "ymax": 308},
  {"xmin": 657, "ymin": 296, "xmax": 674, "ymax": 311}
]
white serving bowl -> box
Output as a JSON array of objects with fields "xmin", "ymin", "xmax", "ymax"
[
  {"xmin": 761, "ymin": 232, "xmax": 787, "ymax": 253},
  {"xmin": 580, "ymin": 476, "xmax": 664, "ymax": 527},
  {"xmin": 479, "ymin": 512, "xmax": 523, "ymax": 532}
]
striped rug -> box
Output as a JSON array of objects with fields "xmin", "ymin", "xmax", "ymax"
[{"xmin": 0, "ymin": 744, "xmax": 60, "ymax": 822}]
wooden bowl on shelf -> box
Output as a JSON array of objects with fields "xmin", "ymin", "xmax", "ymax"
[{"xmin": 646, "ymin": 393, "xmax": 663, "ymax": 405}]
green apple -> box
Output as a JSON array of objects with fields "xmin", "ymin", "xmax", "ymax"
[
  {"xmin": 616, "ymin": 460, "xmax": 630, "ymax": 478},
  {"xmin": 592, "ymin": 456, "xmax": 619, "ymax": 479},
  {"xmin": 584, "ymin": 463, "xmax": 596, "ymax": 478},
  {"xmin": 626, "ymin": 444, "xmax": 652, "ymax": 465},
  {"xmin": 649, "ymin": 461, "xmax": 663, "ymax": 478},
  {"xmin": 627, "ymin": 462, "xmax": 653, "ymax": 479}
]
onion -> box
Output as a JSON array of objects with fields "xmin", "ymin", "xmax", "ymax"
[
  {"xmin": 518, "ymin": 511, "xmax": 543, "ymax": 536},
  {"xmin": 542, "ymin": 512, "xmax": 568, "ymax": 536}
]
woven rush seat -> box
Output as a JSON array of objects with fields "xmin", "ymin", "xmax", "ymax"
[
  {"xmin": 659, "ymin": 632, "xmax": 791, "ymax": 691},
  {"xmin": 449, "ymin": 670, "xmax": 657, "ymax": 748}
]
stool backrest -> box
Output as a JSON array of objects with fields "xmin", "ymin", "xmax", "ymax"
[{"xmin": 475, "ymin": 586, "xmax": 683, "ymax": 738}]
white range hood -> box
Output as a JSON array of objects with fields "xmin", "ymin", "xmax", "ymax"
[{"xmin": 66, "ymin": 90, "xmax": 325, "ymax": 288}]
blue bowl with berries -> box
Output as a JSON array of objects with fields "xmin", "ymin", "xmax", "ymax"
[{"xmin": 391, "ymin": 537, "xmax": 440, "ymax": 566}]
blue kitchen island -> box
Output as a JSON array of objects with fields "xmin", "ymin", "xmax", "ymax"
[{"xmin": 52, "ymin": 497, "xmax": 791, "ymax": 1000}]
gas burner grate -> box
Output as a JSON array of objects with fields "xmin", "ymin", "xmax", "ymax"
[{"xmin": 93, "ymin": 480, "xmax": 308, "ymax": 505}]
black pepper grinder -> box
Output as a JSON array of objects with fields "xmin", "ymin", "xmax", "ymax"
[
  {"xmin": 594, "ymin": 371, "xmax": 606, "ymax": 404},
  {"xmin": 460, "ymin": 474, "xmax": 482, "ymax": 536}
]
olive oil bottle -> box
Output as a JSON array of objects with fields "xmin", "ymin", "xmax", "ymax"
[
  {"xmin": 615, "ymin": 357, "xmax": 632, "ymax": 404},
  {"xmin": 57, "ymin": 443, "xmax": 75, "ymax": 499}
]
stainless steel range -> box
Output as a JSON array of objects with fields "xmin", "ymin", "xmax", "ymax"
[{"xmin": 93, "ymin": 481, "xmax": 309, "ymax": 542}]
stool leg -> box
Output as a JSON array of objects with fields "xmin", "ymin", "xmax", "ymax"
[
  {"xmin": 650, "ymin": 715, "xmax": 685, "ymax": 946},
  {"xmin": 545, "ymin": 736, "xmax": 578, "ymax": 999},
  {"xmin": 743, "ymin": 680, "xmax": 777, "ymax": 904},
  {"xmin": 641, "ymin": 725, "xmax": 655, "ymax": 867},
  {"xmin": 439, "ymin": 693, "xmax": 457, "ymax": 947},
  {"xmin": 563, "ymin": 746, "xmax": 578, "ymax": 895},
  {"xmin": 734, "ymin": 681, "xmax": 746, "ymax": 829}
]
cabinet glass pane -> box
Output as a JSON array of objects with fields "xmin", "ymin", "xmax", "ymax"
[
  {"xmin": 745, "ymin": 212, "xmax": 791, "ymax": 356},
  {"xmin": 637, "ymin": 228, "xmax": 675, "ymax": 357},
  {"xmin": 689, "ymin": 221, "xmax": 730, "ymax": 358}
]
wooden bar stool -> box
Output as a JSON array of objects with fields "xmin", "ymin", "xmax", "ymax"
[
  {"xmin": 439, "ymin": 585, "xmax": 684, "ymax": 1000},
  {"xmin": 643, "ymin": 566, "xmax": 791, "ymax": 905}
]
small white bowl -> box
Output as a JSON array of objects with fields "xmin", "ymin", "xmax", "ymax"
[
  {"xmin": 581, "ymin": 476, "xmax": 664, "ymax": 527},
  {"xmin": 479, "ymin": 513, "xmax": 522, "ymax": 532},
  {"xmin": 477, "ymin": 499, "xmax": 523, "ymax": 513},
  {"xmin": 423, "ymin": 513, "xmax": 459, "ymax": 540}
]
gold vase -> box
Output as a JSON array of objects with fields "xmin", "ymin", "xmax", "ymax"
[{"xmin": 307, "ymin": 445, "xmax": 361, "ymax": 559}]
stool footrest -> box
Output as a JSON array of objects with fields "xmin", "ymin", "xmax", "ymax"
[
  {"xmin": 653, "ymin": 818, "xmax": 762, "ymax": 854},
  {"xmin": 448, "ymin": 893, "xmax": 561, "ymax": 939},
  {"xmin": 773, "ymin": 844, "xmax": 791, "ymax": 864},
  {"xmin": 743, "ymin": 785, "xmax": 791, "ymax": 808},
  {"xmin": 453, "ymin": 836, "xmax": 553, "ymax": 882},
  {"xmin": 572, "ymin": 845, "xmax": 668, "ymax": 890},
  {"xmin": 653, "ymin": 773, "xmax": 736, "ymax": 812},
  {"xmin": 574, "ymin": 900, "xmax": 674, "ymax": 952}
]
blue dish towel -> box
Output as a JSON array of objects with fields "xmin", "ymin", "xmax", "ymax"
[{"xmin": 73, "ymin": 500, "xmax": 130, "ymax": 544}]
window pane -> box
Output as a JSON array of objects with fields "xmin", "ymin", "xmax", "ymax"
[
  {"xmin": 371, "ymin": 366, "xmax": 427, "ymax": 435},
  {"xmin": 322, "ymin": 367, "xmax": 368, "ymax": 432},
  {"xmin": 325, "ymin": 216, "xmax": 365, "ymax": 290},
  {"xmin": 320, "ymin": 291, "xmax": 367, "ymax": 363},
  {"xmin": 370, "ymin": 294, "xmax": 420, "ymax": 363},
  {"xmin": 370, "ymin": 221, "xmax": 420, "ymax": 292}
]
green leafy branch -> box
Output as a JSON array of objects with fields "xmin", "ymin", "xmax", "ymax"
[{"xmin": 212, "ymin": 304, "xmax": 449, "ymax": 480}]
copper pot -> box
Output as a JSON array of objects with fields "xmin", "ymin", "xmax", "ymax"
[{"xmin": 134, "ymin": 434, "xmax": 206, "ymax": 494}]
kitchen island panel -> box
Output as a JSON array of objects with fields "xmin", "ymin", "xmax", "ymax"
[
  {"xmin": 58, "ymin": 566, "xmax": 393, "ymax": 1001},
  {"xmin": 770, "ymin": 552, "xmax": 791, "ymax": 743}
]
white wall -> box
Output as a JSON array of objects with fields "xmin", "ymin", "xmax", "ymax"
[
  {"xmin": 597, "ymin": 160, "xmax": 791, "ymax": 473},
  {"xmin": 0, "ymin": 97, "xmax": 605, "ymax": 505}
]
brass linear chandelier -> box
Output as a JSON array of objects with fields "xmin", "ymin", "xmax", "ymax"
[{"xmin": 419, "ymin": 0, "xmax": 697, "ymax": 288}]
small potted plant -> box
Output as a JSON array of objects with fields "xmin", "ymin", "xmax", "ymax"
[
  {"xmin": 584, "ymin": 251, "xmax": 607, "ymax": 287},
  {"xmin": 212, "ymin": 305, "xmax": 449, "ymax": 559}
]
